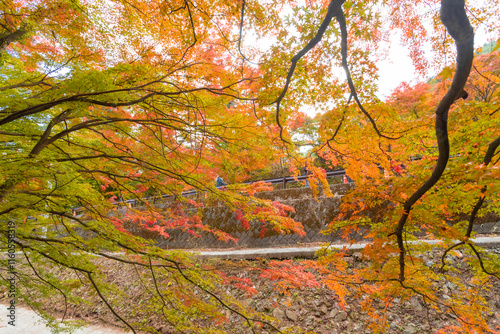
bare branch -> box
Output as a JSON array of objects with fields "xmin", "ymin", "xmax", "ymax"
[
  {"xmin": 0, "ymin": 77, "xmax": 255, "ymax": 126},
  {"xmin": 314, "ymin": 93, "xmax": 352, "ymax": 155},
  {"xmin": 440, "ymin": 241, "xmax": 465, "ymax": 270}
]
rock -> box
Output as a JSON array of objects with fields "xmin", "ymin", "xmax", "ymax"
[
  {"xmin": 273, "ymin": 308, "xmax": 285, "ymax": 321},
  {"xmin": 320, "ymin": 304, "xmax": 328, "ymax": 314},
  {"xmin": 328, "ymin": 309, "xmax": 337, "ymax": 319},
  {"xmin": 336, "ymin": 311, "xmax": 348, "ymax": 321},
  {"xmin": 403, "ymin": 324, "xmax": 417, "ymax": 334},
  {"xmin": 344, "ymin": 256, "xmax": 354, "ymax": 264},
  {"xmin": 305, "ymin": 316, "xmax": 315, "ymax": 326},
  {"xmin": 285, "ymin": 309, "xmax": 299, "ymax": 322},
  {"xmin": 409, "ymin": 296, "xmax": 423, "ymax": 312},
  {"xmin": 262, "ymin": 302, "xmax": 273, "ymax": 313},
  {"xmin": 353, "ymin": 253, "xmax": 363, "ymax": 262}
]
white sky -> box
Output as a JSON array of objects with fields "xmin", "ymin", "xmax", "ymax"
[
  {"xmin": 376, "ymin": 25, "xmax": 495, "ymax": 100},
  {"xmin": 376, "ymin": 43, "xmax": 416, "ymax": 99}
]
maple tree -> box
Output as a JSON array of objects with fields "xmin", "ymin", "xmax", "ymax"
[
  {"xmin": 0, "ymin": 0, "xmax": 300, "ymax": 332},
  {"xmin": 1, "ymin": 0, "xmax": 500, "ymax": 333},
  {"xmin": 269, "ymin": 0, "xmax": 500, "ymax": 332}
]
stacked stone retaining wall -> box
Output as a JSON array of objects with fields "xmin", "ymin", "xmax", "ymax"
[
  {"xmin": 118, "ymin": 184, "xmax": 500, "ymax": 250},
  {"xmin": 120, "ymin": 184, "xmax": 352, "ymax": 249}
]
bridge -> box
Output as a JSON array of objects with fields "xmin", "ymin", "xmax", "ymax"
[{"xmin": 117, "ymin": 169, "xmax": 349, "ymax": 209}]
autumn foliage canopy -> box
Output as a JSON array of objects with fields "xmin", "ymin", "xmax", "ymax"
[{"xmin": 1, "ymin": 0, "xmax": 500, "ymax": 333}]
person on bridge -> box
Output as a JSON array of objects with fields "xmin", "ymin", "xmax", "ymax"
[
  {"xmin": 303, "ymin": 163, "xmax": 310, "ymax": 188},
  {"xmin": 215, "ymin": 176, "xmax": 227, "ymax": 188}
]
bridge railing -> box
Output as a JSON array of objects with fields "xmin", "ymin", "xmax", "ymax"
[
  {"xmin": 253, "ymin": 169, "xmax": 347, "ymax": 189},
  {"xmin": 126, "ymin": 169, "xmax": 348, "ymax": 207},
  {"xmin": 73, "ymin": 169, "xmax": 349, "ymax": 213}
]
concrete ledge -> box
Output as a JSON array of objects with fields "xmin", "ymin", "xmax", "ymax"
[{"xmin": 195, "ymin": 237, "xmax": 500, "ymax": 260}]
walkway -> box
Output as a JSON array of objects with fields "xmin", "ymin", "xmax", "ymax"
[
  {"xmin": 0, "ymin": 304, "xmax": 123, "ymax": 334},
  {"xmin": 195, "ymin": 236, "xmax": 500, "ymax": 259}
]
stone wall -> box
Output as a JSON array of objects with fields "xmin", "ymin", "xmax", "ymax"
[
  {"xmin": 120, "ymin": 183, "xmax": 500, "ymax": 250},
  {"xmin": 123, "ymin": 184, "xmax": 353, "ymax": 250}
]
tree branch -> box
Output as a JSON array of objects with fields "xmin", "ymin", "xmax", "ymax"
[
  {"xmin": 29, "ymin": 109, "xmax": 72, "ymax": 157},
  {"xmin": 86, "ymin": 273, "xmax": 137, "ymax": 334},
  {"xmin": 237, "ymin": 0, "xmax": 260, "ymax": 65},
  {"xmin": 392, "ymin": 0, "xmax": 474, "ymax": 282},
  {"xmin": 0, "ymin": 79, "xmax": 52, "ymax": 91},
  {"xmin": 0, "ymin": 26, "xmax": 27, "ymax": 54},
  {"xmin": 274, "ymin": 0, "xmax": 345, "ymax": 144},
  {"xmin": 334, "ymin": 8, "xmax": 399, "ymax": 140}
]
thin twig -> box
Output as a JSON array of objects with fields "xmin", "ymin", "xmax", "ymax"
[
  {"xmin": 335, "ymin": 8, "xmax": 400, "ymax": 140},
  {"xmin": 238, "ymin": 0, "xmax": 260, "ymax": 65},
  {"xmin": 86, "ymin": 273, "xmax": 137, "ymax": 333}
]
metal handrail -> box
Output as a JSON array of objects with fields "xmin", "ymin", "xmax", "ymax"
[
  {"xmin": 74, "ymin": 169, "xmax": 348, "ymax": 212},
  {"xmin": 253, "ymin": 169, "xmax": 347, "ymax": 189}
]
